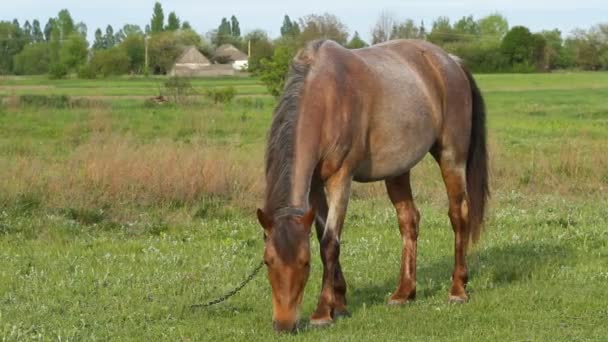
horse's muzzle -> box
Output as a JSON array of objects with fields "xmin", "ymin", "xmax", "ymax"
[{"xmin": 272, "ymin": 320, "xmax": 297, "ymax": 333}]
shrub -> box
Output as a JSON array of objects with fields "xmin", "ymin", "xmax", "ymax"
[
  {"xmin": 164, "ymin": 76, "xmax": 193, "ymax": 103},
  {"xmin": 77, "ymin": 64, "xmax": 97, "ymax": 79},
  {"xmin": 19, "ymin": 94, "xmax": 70, "ymax": 108},
  {"xmin": 205, "ymin": 87, "xmax": 236, "ymax": 104},
  {"xmin": 48, "ymin": 63, "xmax": 68, "ymax": 79},
  {"xmin": 89, "ymin": 48, "xmax": 130, "ymax": 77},
  {"xmin": 13, "ymin": 43, "xmax": 51, "ymax": 75},
  {"xmin": 258, "ymin": 42, "xmax": 297, "ymax": 97}
]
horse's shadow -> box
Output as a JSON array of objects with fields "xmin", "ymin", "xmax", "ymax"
[{"xmin": 347, "ymin": 241, "xmax": 573, "ymax": 311}]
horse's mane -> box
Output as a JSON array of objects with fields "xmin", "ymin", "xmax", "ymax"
[{"xmin": 264, "ymin": 40, "xmax": 326, "ymax": 214}]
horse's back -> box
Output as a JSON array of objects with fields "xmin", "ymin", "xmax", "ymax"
[
  {"xmin": 306, "ymin": 40, "xmax": 471, "ymax": 182},
  {"xmin": 360, "ymin": 40, "xmax": 474, "ymax": 158},
  {"xmin": 344, "ymin": 40, "xmax": 469, "ymax": 181}
]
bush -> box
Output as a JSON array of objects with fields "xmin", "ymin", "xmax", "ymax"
[
  {"xmin": 89, "ymin": 48, "xmax": 130, "ymax": 77},
  {"xmin": 48, "ymin": 63, "xmax": 69, "ymax": 79},
  {"xmin": 164, "ymin": 76, "xmax": 193, "ymax": 103},
  {"xmin": 19, "ymin": 94, "xmax": 70, "ymax": 108},
  {"xmin": 448, "ymin": 42, "xmax": 509, "ymax": 73},
  {"xmin": 258, "ymin": 43, "xmax": 298, "ymax": 97},
  {"xmin": 77, "ymin": 64, "xmax": 97, "ymax": 79},
  {"xmin": 205, "ymin": 87, "xmax": 236, "ymax": 104},
  {"xmin": 13, "ymin": 43, "xmax": 51, "ymax": 75}
]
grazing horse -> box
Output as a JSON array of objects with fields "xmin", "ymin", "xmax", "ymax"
[{"xmin": 256, "ymin": 39, "xmax": 489, "ymax": 332}]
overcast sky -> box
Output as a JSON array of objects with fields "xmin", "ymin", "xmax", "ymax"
[{"xmin": 4, "ymin": 0, "xmax": 607, "ymax": 42}]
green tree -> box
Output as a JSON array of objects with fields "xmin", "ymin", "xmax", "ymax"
[
  {"xmin": 181, "ymin": 21, "xmax": 192, "ymax": 30},
  {"xmin": 75, "ymin": 22, "xmax": 87, "ymax": 37},
  {"xmin": 32, "ymin": 20, "xmax": 44, "ymax": 42},
  {"xmin": 23, "ymin": 21, "xmax": 33, "ymax": 43},
  {"xmin": 244, "ymin": 30, "xmax": 274, "ymax": 72},
  {"xmin": 13, "ymin": 43, "xmax": 51, "ymax": 74},
  {"xmin": 230, "ymin": 15, "xmax": 241, "ymax": 37},
  {"xmin": 148, "ymin": 31, "xmax": 181, "ymax": 74},
  {"xmin": 44, "ymin": 18, "xmax": 55, "ymax": 41},
  {"xmin": 213, "ymin": 17, "xmax": 238, "ymax": 46},
  {"xmin": 371, "ymin": 11, "xmax": 395, "ymax": 44},
  {"xmin": 280, "ymin": 15, "xmax": 300, "ymax": 37},
  {"xmin": 298, "ymin": 13, "xmax": 349, "ymax": 45},
  {"xmin": 532, "ymin": 33, "xmax": 547, "ymax": 70},
  {"xmin": 501, "ymin": 26, "xmax": 537, "ymax": 69},
  {"xmin": 428, "ymin": 16, "xmax": 457, "ymax": 45},
  {"xmin": 105, "ymin": 25, "xmax": 116, "ymax": 48},
  {"xmin": 89, "ymin": 47, "xmax": 130, "ymax": 77},
  {"xmin": 453, "ymin": 15, "xmax": 480, "ymax": 38},
  {"xmin": 56, "ymin": 9, "xmax": 75, "ymax": 39},
  {"xmin": 419, "ymin": 20, "xmax": 426, "ymax": 39},
  {"xmin": 151, "ymin": 2, "xmax": 165, "ymax": 33},
  {"xmin": 259, "ymin": 43, "xmax": 298, "ymax": 97},
  {"xmin": 391, "ymin": 19, "xmax": 422, "ymax": 40},
  {"xmin": 567, "ymin": 29, "xmax": 602, "ymax": 70},
  {"xmin": 347, "ymin": 31, "xmax": 368, "ymax": 49},
  {"xmin": 59, "ymin": 33, "xmax": 88, "ymax": 71},
  {"xmin": 93, "ymin": 28, "xmax": 105, "ymax": 49},
  {"xmin": 176, "ymin": 29, "xmax": 202, "ymax": 46},
  {"xmin": 120, "ymin": 34, "xmax": 145, "ymax": 73},
  {"xmin": 122, "ymin": 24, "xmax": 143, "ymax": 37},
  {"xmin": 167, "ymin": 12, "xmax": 180, "ymax": 31},
  {"xmin": 588, "ymin": 24, "xmax": 608, "ymax": 69},
  {"xmin": 541, "ymin": 29, "xmax": 565, "ymax": 69},
  {"xmin": 478, "ymin": 13, "xmax": 508, "ymax": 41},
  {"xmin": 0, "ymin": 21, "xmax": 26, "ymax": 74}
]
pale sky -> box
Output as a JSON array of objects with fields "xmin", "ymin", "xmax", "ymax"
[{"xmin": 3, "ymin": 0, "xmax": 607, "ymax": 42}]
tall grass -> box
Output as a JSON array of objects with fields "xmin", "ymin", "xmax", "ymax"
[{"xmin": 0, "ymin": 134, "xmax": 263, "ymax": 216}]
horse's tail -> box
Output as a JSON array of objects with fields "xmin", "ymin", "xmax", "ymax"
[{"xmin": 463, "ymin": 67, "xmax": 489, "ymax": 244}]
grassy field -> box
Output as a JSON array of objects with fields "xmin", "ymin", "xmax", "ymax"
[
  {"xmin": 0, "ymin": 76, "xmax": 268, "ymax": 97},
  {"xmin": 0, "ymin": 72, "xmax": 607, "ymax": 340}
]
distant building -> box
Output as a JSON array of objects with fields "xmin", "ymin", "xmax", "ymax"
[
  {"xmin": 214, "ymin": 44, "xmax": 249, "ymax": 71},
  {"xmin": 169, "ymin": 46, "xmax": 235, "ymax": 77},
  {"xmin": 169, "ymin": 46, "xmax": 211, "ymax": 77}
]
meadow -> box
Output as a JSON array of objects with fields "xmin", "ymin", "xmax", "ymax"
[{"xmin": 0, "ymin": 72, "xmax": 607, "ymax": 341}]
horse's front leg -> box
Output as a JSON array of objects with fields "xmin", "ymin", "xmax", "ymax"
[{"xmin": 310, "ymin": 170, "xmax": 352, "ymax": 327}]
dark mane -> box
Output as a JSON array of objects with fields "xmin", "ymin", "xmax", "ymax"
[{"xmin": 264, "ymin": 40, "xmax": 325, "ymax": 214}]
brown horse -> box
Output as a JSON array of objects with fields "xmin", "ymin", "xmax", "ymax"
[{"xmin": 256, "ymin": 39, "xmax": 489, "ymax": 332}]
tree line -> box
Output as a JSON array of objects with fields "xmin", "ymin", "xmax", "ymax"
[{"xmin": 1, "ymin": 3, "xmax": 607, "ymax": 82}]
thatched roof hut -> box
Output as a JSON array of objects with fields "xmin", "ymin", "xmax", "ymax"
[
  {"xmin": 169, "ymin": 46, "xmax": 212, "ymax": 77},
  {"xmin": 215, "ymin": 44, "xmax": 249, "ymax": 71},
  {"xmin": 215, "ymin": 44, "xmax": 248, "ymax": 61}
]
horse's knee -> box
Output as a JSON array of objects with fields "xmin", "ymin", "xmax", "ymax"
[{"xmin": 320, "ymin": 233, "xmax": 340, "ymax": 262}]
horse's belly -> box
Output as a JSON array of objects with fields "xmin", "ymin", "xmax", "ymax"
[{"xmin": 353, "ymin": 110, "xmax": 437, "ymax": 183}]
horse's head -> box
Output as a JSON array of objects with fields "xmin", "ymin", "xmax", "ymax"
[{"xmin": 256, "ymin": 208, "xmax": 315, "ymax": 332}]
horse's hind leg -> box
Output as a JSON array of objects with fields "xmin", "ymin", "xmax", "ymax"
[
  {"xmin": 433, "ymin": 147, "xmax": 470, "ymax": 303},
  {"xmin": 385, "ymin": 172, "xmax": 420, "ymax": 304}
]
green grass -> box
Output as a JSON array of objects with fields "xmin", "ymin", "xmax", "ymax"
[
  {"xmin": 0, "ymin": 75, "xmax": 269, "ymax": 97},
  {"xmin": 1, "ymin": 73, "xmax": 608, "ymax": 340}
]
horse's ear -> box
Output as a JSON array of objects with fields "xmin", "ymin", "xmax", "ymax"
[
  {"xmin": 256, "ymin": 208, "xmax": 272, "ymax": 232},
  {"xmin": 299, "ymin": 207, "xmax": 316, "ymax": 233}
]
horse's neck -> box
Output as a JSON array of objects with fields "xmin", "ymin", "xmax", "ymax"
[
  {"xmin": 289, "ymin": 118, "xmax": 320, "ymax": 210},
  {"xmin": 266, "ymin": 138, "xmax": 317, "ymax": 213}
]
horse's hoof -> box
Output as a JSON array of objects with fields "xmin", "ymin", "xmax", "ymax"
[
  {"xmin": 448, "ymin": 295, "xmax": 468, "ymax": 304},
  {"xmin": 334, "ymin": 309, "xmax": 351, "ymax": 319},
  {"xmin": 309, "ymin": 318, "xmax": 333, "ymax": 328}
]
